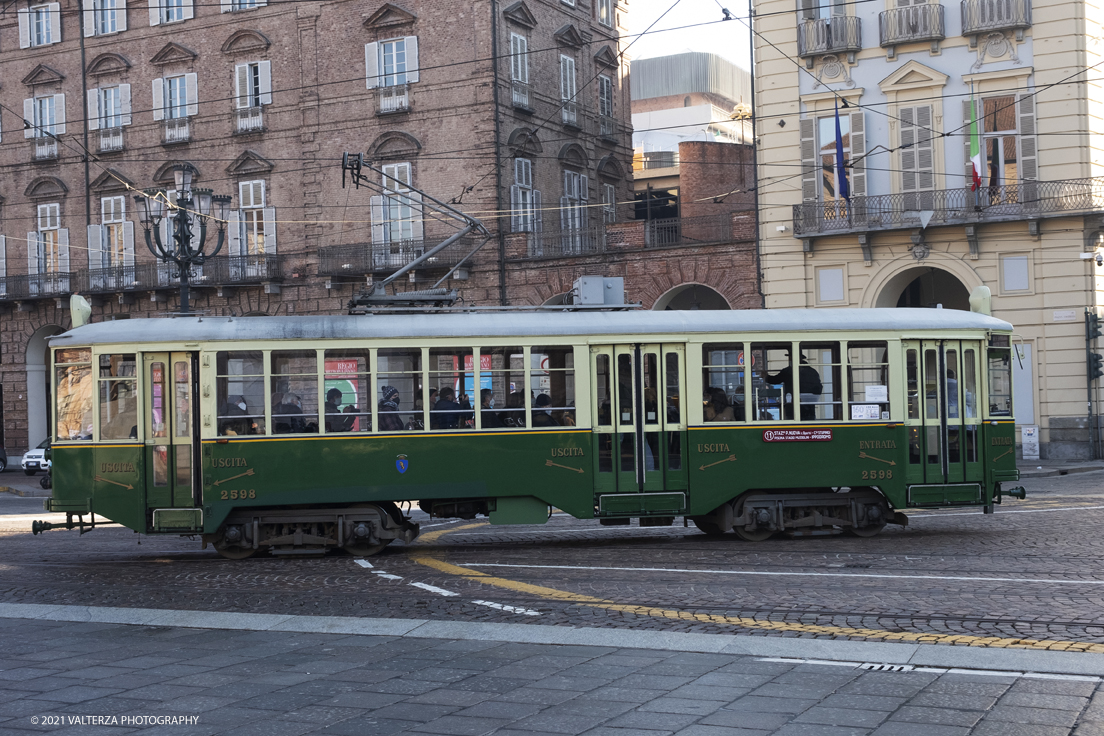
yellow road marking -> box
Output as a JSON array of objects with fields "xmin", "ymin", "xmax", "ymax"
[{"xmin": 410, "ymin": 521, "xmax": 1104, "ymax": 653}]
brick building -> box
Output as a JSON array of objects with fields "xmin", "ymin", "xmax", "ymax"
[{"xmin": 0, "ymin": 0, "xmax": 636, "ymax": 454}]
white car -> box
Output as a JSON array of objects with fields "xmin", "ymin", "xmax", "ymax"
[{"xmin": 21, "ymin": 439, "xmax": 51, "ymax": 476}]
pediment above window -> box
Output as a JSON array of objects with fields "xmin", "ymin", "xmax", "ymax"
[
  {"xmin": 369, "ymin": 131, "xmax": 422, "ymax": 159},
  {"xmin": 554, "ymin": 24, "xmax": 589, "ymax": 48},
  {"xmin": 558, "ymin": 142, "xmax": 588, "ymax": 168},
  {"xmin": 22, "ymin": 64, "xmax": 64, "ymax": 86},
  {"xmin": 508, "ymin": 127, "xmax": 542, "ymax": 155},
  {"xmin": 363, "ymin": 3, "xmax": 416, "ymax": 29},
  {"xmin": 87, "ymin": 53, "xmax": 131, "ymax": 78},
  {"xmin": 502, "ymin": 1, "xmax": 537, "ymax": 28},
  {"xmin": 226, "ymin": 150, "xmax": 275, "ymax": 176},
  {"xmin": 879, "ymin": 60, "xmax": 948, "ymax": 92},
  {"xmin": 593, "ymin": 45, "xmax": 618, "ymax": 68},
  {"xmin": 150, "ymin": 42, "xmax": 198, "ymax": 67},
  {"xmin": 153, "ymin": 161, "xmax": 200, "ymax": 187},
  {"xmin": 597, "ymin": 155, "xmax": 625, "ymax": 180},
  {"xmin": 90, "ymin": 169, "xmax": 135, "ymax": 194},
  {"xmin": 221, "ymin": 29, "xmax": 271, "ymax": 55},
  {"xmin": 25, "ymin": 176, "xmax": 68, "ymax": 199}
]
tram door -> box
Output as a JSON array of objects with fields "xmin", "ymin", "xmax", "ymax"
[
  {"xmin": 591, "ymin": 344, "xmax": 687, "ymax": 495},
  {"xmin": 143, "ymin": 353, "xmax": 201, "ymax": 509},
  {"xmin": 905, "ymin": 341, "xmax": 982, "ymax": 485}
]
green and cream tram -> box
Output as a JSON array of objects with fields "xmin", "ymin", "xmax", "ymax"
[{"xmin": 37, "ymin": 308, "xmax": 1024, "ymax": 557}]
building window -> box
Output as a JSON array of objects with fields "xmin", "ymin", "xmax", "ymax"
[
  {"xmin": 560, "ymin": 55, "xmax": 577, "ymax": 125},
  {"xmin": 102, "ymin": 197, "xmax": 126, "ymax": 267},
  {"xmin": 365, "ymin": 37, "xmax": 420, "ymax": 90},
  {"xmin": 162, "ymin": 0, "xmax": 185, "ymax": 23},
  {"xmin": 167, "ymin": 76, "xmax": 187, "ymax": 119},
  {"xmin": 511, "ymin": 158, "xmax": 539, "ymax": 233},
  {"xmin": 239, "ymin": 181, "xmax": 268, "ymax": 255},
  {"xmin": 99, "ymin": 87, "xmax": 122, "ymax": 128},
  {"xmin": 34, "ymin": 96, "xmax": 58, "ymax": 136},
  {"xmin": 383, "ymin": 164, "xmax": 416, "ymax": 242},
  {"xmin": 817, "ymin": 114, "xmax": 848, "ymax": 203},
  {"xmin": 598, "ymin": 75, "xmax": 613, "ymax": 117},
  {"xmin": 510, "ymin": 33, "xmax": 529, "ymax": 108},
  {"xmin": 981, "ymin": 95, "xmax": 1017, "ymax": 187},
  {"xmin": 800, "ymin": 0, "xmax": 846, "ymax": 19},
  {"xmin": 382, "ymin": 39, "xmax": 409, "ymax": 86},
  {"xmin": 898, "ymin": 104, "xmax": 934, "ymax": 197},
  {"xmin": 32, "ymin": 4, "xmax": 54, "ymax": 45},
  {"xmin": 37, "ymin": 203, "xmax": 62, "ymax": 273},
  {"xmin": 602, "ymin": 183, "xmax": 616, "ymax": 224},
  {"xmin": 369, "ymin": 164, "xmax": 423, "ymax": 261},
  {"xmin": 236, "ymin": 62, "xmax": 272, "ymax": 109},
  {"xmin": 598, "ymin": 0, "xmax": 613, "ymax": 25},
  {"xmin": 231, "ymin": 0, "xmax": 258, "ymax": 10},
  {"xmin": 561, "ymin": 171, "xmax": 589, "ymax": 253},
  {"xmin": 94, "ymin": 0, "xmax": 118, "ymax": 34}
]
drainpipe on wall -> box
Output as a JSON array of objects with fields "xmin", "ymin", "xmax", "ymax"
[
  {"xmin": 490, "ymin": 0, "xmax": 507, "ymax": 305},
  {"xmin": 77, "ymin": 0, "xmax": 92, "ymax": 231},
  {"xmin": 748, "ymin": 0, "xmax": 765, "ymax": 309}
]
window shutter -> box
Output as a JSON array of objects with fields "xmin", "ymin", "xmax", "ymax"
[
  {"xmin": 157, "ymin": 217, "xmax": 170, "ymax": 261},
  {"xmin": 962, "ymin": 98, "xmax": 977, "ymax": 187},
  {"xmin": 511, "ymin": 185, "xmax": 521, "ymax": 232},
  {"xmin": 580, "ymin": 174, "xmax": 589, "ymax": 201},
  {"xmin": 185, "ymin": 73, "xmax": 198, "ymax": 117},
  {"xmin": 370, "ymin": 195, "xmax": 385, "ymax": 244},
  {"xmin": 152, "ymin": 79, "xmax": 164, "ymax": 121},
  {"xmin": 148, "ymin": 0, "xmax": 160, "ymax": 25},
  {"xmin": 560, "ymin": 197, "xmax": 570, "ymax": 232},
  {"xmin": 849, "ymin": 110, "xmax": 866, "ymax": 197},
  {"xmin": 24, "ymin": 99, "xmax": 35, "ymax": 138},
  {"xmin": 0, "ymin": 235, "xmax": 6, "ymax": 284},
  {"xmin": 181, "ymin": 0, "xmax": 193, "ymax": 19},
  {"xmin": 119, "ymin": 84, "xmax": 132, "ymax": 125},
  {"xmin": 18, "ymin": 9, "xmax": 30, "ymax": 48},
  {"xmin": 87, "ymin": 224, "xmax": 104, "ymax": 270},
  {"xmin": 405, "ymin": 36, "xmax": 419, "ymax": 83},
  {"xmin": 915, "ymin": 105, "xmax": 933, "ymax": 192},
  {"xmin": 409, "ymin": 192, "xmax": 423, "ymax": 241},
  {"xmin": 1017, "ymin": 92, "xmax": 1037, "ymax": 181},
  {"xmin": 235, "ymin": 64, "xmax": 249, "ymax": 108},
  {"xmin": 58, "ymin": 229, "xmax": 70, "ymax": 273},
  {"xmin": 800, "ymin": 117, "xmax": 817, "ymax": 202},
  {"xmin": 123, "ymin": 221, "xmax": 135, "ymax": 269},
  {"xmin": 54, "ymin": 94, "xmax": 66, "ymax": 135},
  {"xmin": 87, "ymin": 89, "xmax": 101, "ymax": 131},
  {"xmin": 28, "ymin": 232, "xmax": 40, "ymax": 274},
  {"xmin": 225, "ymin": 210, "xmax": 241, "ymax": 256},
  {"xmin": 83, "ymin": 4, "xmax": 96, "ymax": 36},
  {"xmin": 365, "ymin": 42, "xmax": 380, "ymax": 89},
  {"xmin": 258, "ymin": 61, "xmax": 272, "ymax": 105},
  {"xmin": 48, "ymin": 3, "xmax": 61, "ymax": 43},
  {"xmin": 117, "ymin": 0, "xmax": 127, "ymax": 31},
  {"xmin": 899, "ymin": 106, "xmax": 918, "ymax": 193},
  {"xmin": 263, "ymin": 208, "xmax": 276, "ymax": 253},
  {"xmin": 533, "ymin": 190, "xmax": 543, "ymax": 233}
]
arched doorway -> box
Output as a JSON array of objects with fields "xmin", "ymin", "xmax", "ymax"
[
  {"xmin": 26, "ymin": 324, "xmax": 64, "ymax": 449},
  {"xmin": 875, "ymin": 266, "xmax": 971, "ymax": 311},
  {"xmin": 653, "ymin": 284, "xmax": 731, "ymax": 311}
]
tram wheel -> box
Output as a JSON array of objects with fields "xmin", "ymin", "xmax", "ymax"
[
  {"xmin": 343, "ymin": 539, "xmax": 392, "ymax": 557},
  {"xmin": 733, "ymin": 526, "xmax": 774, "ymax": 542},
  {"xmin": 691, "ymin": 518, "xmax": 728, "ymax": 536},
  {"xmin": 215, "ymin": 545, "xmax": 257, "ymax": 560},
  {"xmin": 846, "ymin": 522, "xmax": 886, "ymax": 538}
]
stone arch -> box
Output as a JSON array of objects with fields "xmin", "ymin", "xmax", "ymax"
[
  {"xmin": 596, "ymin": 155, "xmax": 625, "ymax": 181},
  {"xmin": 152, "ymin": 161, "xmax": 201, "ymax": 187},
  {"xmin": 507, "ymin": 127, "xmax": 542, "ymax": 155},
  {"xmin": 653, "ymin": 283, "xmax": 731, "ymax": 311},
  {"xmin": 24, "ymin": 177, "xmax": 68, "ymax": 199},
  {"xmin": 26, "ymin": 324, "xmax": 64, "ymax": 448},
  {"xmin": 87, "ymin": 53, "xmax": 131, "ymax": 77},
  {"xmin": 557, "ymin": 143, "xmax": 588, "ymax": 169},
  {"xmin": 221, "ymin": 29, "xmax": 271, "ymax": 54},
  {"xmin": 861, "ymin": 257, "xmax": 980, "ymax": 310},
  {"xmin": 368, "ymin": 131, "xmax": 421, "ymax": 160},
  {"xmin": 542, "ymin": 292, "xmax": 572, "ymax": 306}
]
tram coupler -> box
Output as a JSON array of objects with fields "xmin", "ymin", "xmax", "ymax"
[
  {"xmin": 1004, "ymin": 486, "xmax": 1027, "ymax": 500},
  {"xmin": 32, "ymin": 518, "xmax": 72, "ymax": 534}
]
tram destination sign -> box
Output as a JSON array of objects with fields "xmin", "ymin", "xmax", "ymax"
[{"xmin": 762, "ymin": 429, "xmax": 833, "ymax": 442}]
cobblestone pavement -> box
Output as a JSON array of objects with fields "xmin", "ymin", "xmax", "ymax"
[
  {"xmin": 2, "ymin": 617, "xmax": 1103, "ymax": 736},
  {"xmin": 2, "ymin": 472, "xmax": 1104, "ymax": 648}
]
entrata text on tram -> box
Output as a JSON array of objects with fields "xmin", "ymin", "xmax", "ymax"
[{"xmin": 33, "ymin": 308, "xmax": 1025, "ymax": 558}]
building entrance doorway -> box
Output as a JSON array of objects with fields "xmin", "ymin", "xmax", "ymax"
[
  {"xmin": 26, "ymin": 324, "xmax": 64, "ymax": 451},
  {"xmin": 875, "ymin": 267, "xmax": 971, "ymax": 311},
  {"xmin": 654, "ymin": 284, "xmax": 730, "ymax": 310}
]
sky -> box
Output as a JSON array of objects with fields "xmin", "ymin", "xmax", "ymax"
[{"xmin": 622, "ymin": 0, "xmax": 753, "ymax": 71}]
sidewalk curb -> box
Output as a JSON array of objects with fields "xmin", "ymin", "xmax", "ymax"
[
  {"xmin": 2, "ymin": 602, "xmax": 1104, "ymax": 676},
  {"xmin": 0, "ymin": 485, "xmax": 51, "ymax": 498},
  {"xmin": 1020, "ymin": 465, "xmax": 1104, "ymax": 479}
]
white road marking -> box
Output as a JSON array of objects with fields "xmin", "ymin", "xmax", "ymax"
[
  {"xmin": 421, "ymin": 520, "xmax": 463, "ymax": 529},
  {"xmin": 460, "ymin": 562, "xmax": 1104, "ymax": 587},
  {"xmin": 471, "ymin": 600, "xmax": 541, "ymax": 616},
  {"xmin": 354, "ymin": 560, "xmax": 373, "ymax": 569},
  {"xmin": 409, "ymin": 582, "xmax": 459, "ymax": 597},
  {"xmin": 373, "ymin": 571, "xmax": 403, "ymax": 580},
  {"xmin": 450, "ymin": 526, "xmax": 679, "ymax": 537},
  {"xmin": 757, "ymin": 658, "xmax": 1101, "ymax": 682}
]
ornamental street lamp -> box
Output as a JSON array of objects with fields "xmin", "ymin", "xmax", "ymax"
[{"xmin": 134, "ymin": 166, "xmax": 232, "ymax": 314}]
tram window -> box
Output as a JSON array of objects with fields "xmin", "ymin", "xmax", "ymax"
[
  {"xmin": 616, "ymin": 354, "xmax": 633, "ymax": 425},
  {"xmin": 963, "ymin": 348, "xmax": 978, "ymax": 418},
  {"xmin": 271, "ymin": 351, "xmax": 320, "ymax": 435},
  {"xmin": 324, "ymin": 349, "xmax": 371, "ymax": 433},
  {"xmin": 908, "ymin": 426, "xmax": 921, "ymax": 465},
  {"xmin": 665, "ymin": 352, "xmax": 681, "ymax": 426},
  {"xmin": 701, "ymin": 343, "xmax": 744, "ymax": 422},
  {"xmin": 595, "ymin": 354, "xmax": 612, "ymax": 429},
  {"xmin": 530, "ymin": 346, "xmax": 575, "ymax": 427},
  {"xmin": 906, "ymin": 349, "xmax": 919, "ymax": 420},
  {"xmin": 987, "ymin": 348, "xmax": 1012, "ymax": 417},
  {"xmin": 216, "ymin": 351, "xmax": 266, "ymax": 436},
  {"xmin": 946, "ymin": 348, "xmax": 961, "ymax": 420},
  {"xmin": 642, "ymin": 353, "xmax": 659, "ymax": 425},
  {"xmin": 377, "ymin": 348, "xmax": 423, "ymax": 431},
  {"xmin": 477, "ymin": 347, "xmax": 525, "ymax": 429},
  {"xmin": 799, "ymin": 342, "xmax": 839, "ymax": 421},
  {"xmin": 429, "ymin": 347, "xmax": 474, "ymax": 431},
  {"xmin": 847, "ymin": 342, "xmax": 889, "ymax": 421},
  {"xmin": 55, "ymin": 349, "xmax": 93, "ymax": 441},
  {"xmin": 751, "ymin": 343, "xmax": 793, "ymax": 421},
  {"xmin": 924, "ymin": 349, "xmax": 940, "ymax": 420},
  {"xmin": 98, "ymin": 354, "xmax": 137, "ymax": 440}
]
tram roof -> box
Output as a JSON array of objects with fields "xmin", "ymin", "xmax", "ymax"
[{"xmin": 53, "ymin": 309, "xmax": 1013, "ymax": 347}]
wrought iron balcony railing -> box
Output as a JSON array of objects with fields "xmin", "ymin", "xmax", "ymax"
[
  {"xmin": 879, "ymin": 4, "xmax": 945, "ymax": 51},
  {"xmin": 512, "ymin": 81, "xmax": 531, "ymax": 110},
  {"xmin": 599, "ymin": 115, "xmax": 616, "ymax": 140},
  {"xmin": 961, "ymin": 0, "xmax": 1030, "ymax": 37},
  {"xmin": 33, "ymin": 137, "xmax": 58, "ymax": 161},
  {"xmin": 204, "ymin": 254, "xmax": 282, "ymax": 284},
  {"xmin": 792, "ymin": 177, "xmax": 1104, "ymax": 237},
  {"xmin": 377, "ymin": 84, "xmax": 411, "ymax": 114},
  {"xmin": 797, "ymin": 16, "xmax": 862, "ymax": 58},
  {"xmin": 0, "ymin": 271, "xmax": 73, "ymax": 300},
  {"xmin": 77, "ymin": 255, "xmax": 282, "ymax": 294},
  {"xmin": 162, "ymin": 118, "xmax": 191, "ymax": 144},
  {"xmin": 519, "ymin": 215, "xmax": 734, "ymax": 259},
  {"xmin": 562, "ymin": 100, "xmax": 578, "ymax": 127},
  {"xmin": 235, "ymin": 107, "xmax": 264, "ymax": 134},
  {"xmin": 97, "ymin": 127, "xmax": 124, "ymax": 153},
  {"xmin": 319, "ymin": 235, "xmax": 479, "ymax": 276}
]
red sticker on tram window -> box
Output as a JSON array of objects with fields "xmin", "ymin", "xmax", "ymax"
[{"xmin": 762, "ymin": 429, "xmax": 833, "ymax": 442}]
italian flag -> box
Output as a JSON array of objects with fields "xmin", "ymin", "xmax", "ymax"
[{"xmin": 969, "ymin": 90, "xmax": 982, "ymax": 191}]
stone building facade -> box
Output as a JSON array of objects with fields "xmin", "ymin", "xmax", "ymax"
[{"xmin": 0, "ymin": 0, "xmax": 638, "ymax": 454}]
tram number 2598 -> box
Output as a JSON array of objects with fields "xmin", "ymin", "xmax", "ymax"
[
  {"xmin": 220, "ymin": 489, "xmax": 257, "ymax": 500},
  {"xmin": 860, "ymin": 469, "xmax": 893, "ymax": 480}
]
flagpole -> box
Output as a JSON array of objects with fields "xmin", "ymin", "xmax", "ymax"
[{"xmin": 970, "ymin": 82, "xmax": 981, "ymax": 212}]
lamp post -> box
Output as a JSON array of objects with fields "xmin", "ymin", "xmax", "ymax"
[{"xmin": 134, "ymin": 166, "xmax": 232, "ymax": 315}]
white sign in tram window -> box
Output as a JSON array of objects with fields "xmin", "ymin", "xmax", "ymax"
[
  {"xmin": 851, "ymin": 404, "xmax": 880, "ymax": 420},
  {"xmin": 864, "ymin": 385, "xmax": 888, "ymax": 403},
  {"xmin": 817, "ymin": 267, "xmax": 845, "ymax": 303}
]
